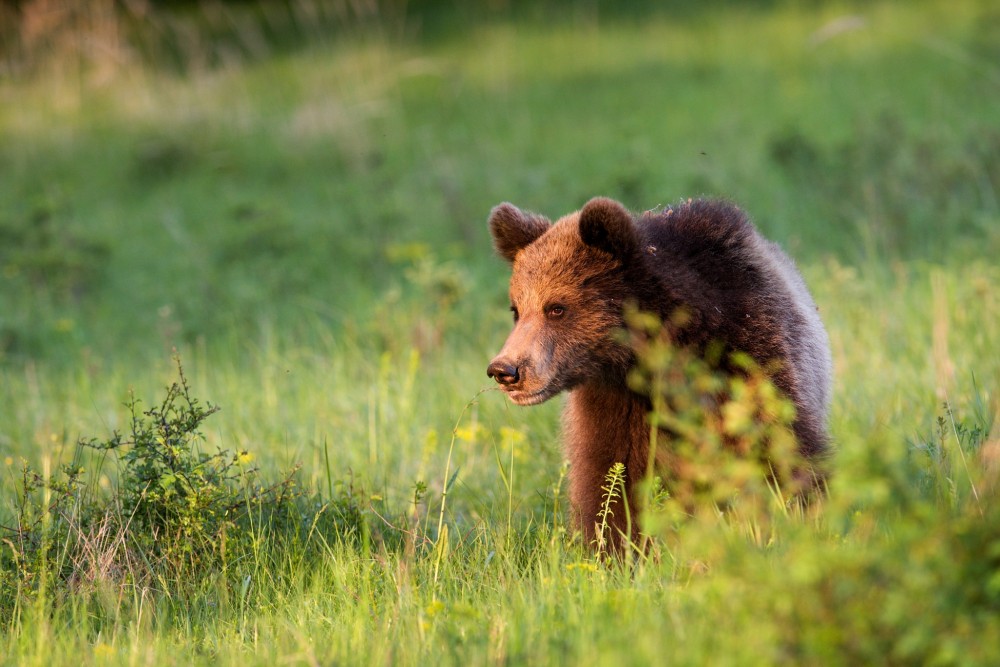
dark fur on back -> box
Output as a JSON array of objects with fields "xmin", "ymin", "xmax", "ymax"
[
  {"xmin": 623, "ymin": 200, "xmax": 831, "ymax": 456},
  {"xmin": 487, "ymin": 197, "xmax": 832, "ymax": 550}
]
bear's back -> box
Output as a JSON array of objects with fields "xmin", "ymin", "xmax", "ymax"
[
  {"xmin": 636, "ymin": 199, "xmax": 832, "ymax": 448},
  {"xmin": 638, "ymin": 200, "xmax": 762, "ymax": 292}
]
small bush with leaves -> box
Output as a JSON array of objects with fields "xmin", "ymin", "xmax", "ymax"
[
  {"xmin": 0, "ymin": 357, "xmax": 365, "ymax": 624},
  {"xmin": 78, "ymin": 363, "xmax": 305, "ymax": 576},
  {"xmin": 764, "ymin": 403, "xmax": 1000, "ymax": 664},
  {"xmin": 623, "ymin": 306, "xmax": 808, "ymax": 536}
]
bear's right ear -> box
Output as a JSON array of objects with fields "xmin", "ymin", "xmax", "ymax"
[{"xmin": 488, "ymin": 203, "xmax": 551, "ymax": 264}]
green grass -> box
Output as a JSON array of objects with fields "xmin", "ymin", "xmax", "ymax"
[{"xmin": 2, "ymin": 0, "xmax": 1000, "ymax": 664}]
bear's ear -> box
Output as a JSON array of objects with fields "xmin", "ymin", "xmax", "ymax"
[
  {"xmin": 578, "ymin": 197, "xmax": 638, "ymax": 260},
  {"xmin": 488, "ymin": 203, "xmax": 551, "ymax": 263}
]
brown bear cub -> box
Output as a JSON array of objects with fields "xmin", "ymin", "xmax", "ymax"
[{"xmin": 487, "ymin": 197, "xmax": 832, "ymax": 549}]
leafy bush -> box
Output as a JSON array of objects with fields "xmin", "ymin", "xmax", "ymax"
[
  {"xmin": 0, "ymin": 357, "xmax": 367, "ymax": 625},
  {"xmin": 762, "ymin": 402, "xmax": 1000, "ymax": 665},
  {"xmin": 619, "ymin": 305, "xmax": 1000, "ymax": 665},
  {"xmin": 622, "ymin": 306, "xmax": 811, "ymax": 543}
]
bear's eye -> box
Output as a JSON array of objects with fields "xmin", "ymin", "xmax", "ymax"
[
  {"xmin": 510, "ymin": 305, "xmax": 519, "ymax": 322},
  {"xmin": 546, "ymin": 304, "xmax": 567, "ymax": 320}
]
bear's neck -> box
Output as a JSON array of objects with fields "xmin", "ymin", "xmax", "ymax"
[{"xmin": 565, "ymin": 380, "xmax": 651, "ymax": 474}]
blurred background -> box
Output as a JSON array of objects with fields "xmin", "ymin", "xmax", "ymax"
[
  {"xmin": 1, "ymin": 0, "xmax": 998, "ymax": 501},
  {"xmin": 2, "ymin": 0, "xmax": 997, "ymax": 360}
]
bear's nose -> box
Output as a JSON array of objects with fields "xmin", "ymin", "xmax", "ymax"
[{"xmin": 487, "ymin": 360, "xmax": 520, "ymax": 386}]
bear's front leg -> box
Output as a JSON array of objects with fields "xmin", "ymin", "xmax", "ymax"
[{"xmin": 563, "ymin": 384, "xmax": 651, "ymax": 552}]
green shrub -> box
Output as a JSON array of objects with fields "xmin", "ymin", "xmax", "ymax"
[
  {"xmin": 623, "ymin": 306, "xmax": 809, "ymax": 543},
  {"xmin": 0, "ymin": 357, "xmax": 367, "ymax": 626},
  {"xmin": 764, "ymin": 401, "xmax": 1000, "ymax": 665}
]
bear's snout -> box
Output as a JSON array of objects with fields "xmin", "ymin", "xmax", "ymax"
[{"xmin": 487, "ymin": 359, "xmax": 520, "ymax": 386}]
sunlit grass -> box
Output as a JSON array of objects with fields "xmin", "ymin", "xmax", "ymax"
[{"xmin": 2, "ymin": 0, "xmax": 1000, "ymax": 664}]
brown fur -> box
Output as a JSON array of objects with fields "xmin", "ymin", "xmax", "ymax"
[{"xmin": 487, "ymin": 197, "xmax": 832, "ymax": 549}]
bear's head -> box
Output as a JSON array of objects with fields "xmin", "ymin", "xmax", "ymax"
[{"xmin": 486, "ymin": 197, "xmax": 639, "ymax": 404}]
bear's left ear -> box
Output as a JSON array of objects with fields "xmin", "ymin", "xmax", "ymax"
[
  {"xmin": 578, "ymin": 197, "xmax": 638, "ymax": 260},
  {"xmin": 488, "ymin": 203, "xmax": 551, "ymax": 264}
]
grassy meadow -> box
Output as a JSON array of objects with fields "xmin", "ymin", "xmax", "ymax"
[{"xmin": 2, "ymin": 0, "xmax": 1000, "ymax": 664}]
